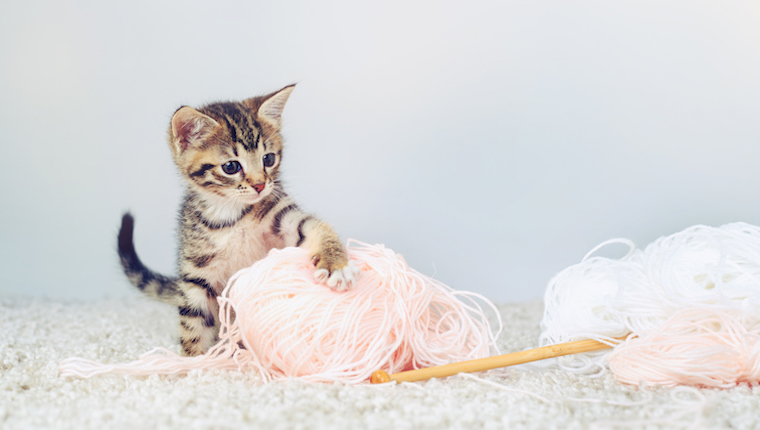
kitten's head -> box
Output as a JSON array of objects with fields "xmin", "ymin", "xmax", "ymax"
[{"xmin": 167, "ymin": 84, "xmax": 295, "ymax": 205}]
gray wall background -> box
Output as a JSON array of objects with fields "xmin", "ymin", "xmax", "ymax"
[{"xmin": 1, "ymin": 1, "xmax": 759, "ymax": 303}]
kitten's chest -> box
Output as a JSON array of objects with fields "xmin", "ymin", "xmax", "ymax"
[
  {"xmin": 204, "ymin": 218, "xmax": 284, "ymax": 287},
  {"xmin": 215, "ymin": 220, "xmax": 277, "ymax": 262}
]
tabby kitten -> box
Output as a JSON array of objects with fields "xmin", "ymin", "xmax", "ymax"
[{"xmin": 118, "ymin": 84, "xmax": 359, "ymax": 356}]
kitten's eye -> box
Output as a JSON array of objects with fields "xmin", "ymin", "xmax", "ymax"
[
  {"xmin": 221, "ymin": 161, "xmax": 241, "ymax": 175},
  {"xmin": 262, "ymin": 153, "xmax": 276, "ymax": 167}
]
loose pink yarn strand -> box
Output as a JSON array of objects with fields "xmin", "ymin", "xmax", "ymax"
[{"xmin": 60, "ymin": 240, "xmax": 501, "ymax": 384}]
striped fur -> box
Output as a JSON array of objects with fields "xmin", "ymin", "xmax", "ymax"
[{"xmin": 118, "ymin": 85, "xmax": 359, "ymax": 356}]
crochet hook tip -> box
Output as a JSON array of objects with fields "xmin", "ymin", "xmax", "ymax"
[{"xmin": 370, "ymin": 370, "xmax": 391, "ymax": 384}]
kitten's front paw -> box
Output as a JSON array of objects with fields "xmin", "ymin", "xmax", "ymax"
[{"xmin": 314, "ymin": 260, "xmax": 360, "ymax": 292}]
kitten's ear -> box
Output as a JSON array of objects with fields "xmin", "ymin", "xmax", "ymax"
[
  {"xmin": 169, "ymin": 106, "xmax": 219, "ymax": 154},
  {"xmin": 253, "ymin": 84, "xmax": 295, "ymax": 129}
]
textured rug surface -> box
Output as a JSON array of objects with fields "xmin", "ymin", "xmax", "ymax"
[{"xmin": 1, "ymin": 295, "xmax": 759, "ymax": 429}]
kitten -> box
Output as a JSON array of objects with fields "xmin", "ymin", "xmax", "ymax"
[{"xmin": 118, "ymin": 84, "xmax": 359, "ymax": 356}]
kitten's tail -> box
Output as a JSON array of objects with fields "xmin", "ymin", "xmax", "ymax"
[{"xmin": 118, "ymin": 213, "xmax": 182, "ymax": 306}]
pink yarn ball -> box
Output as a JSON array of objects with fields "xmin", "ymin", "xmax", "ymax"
[
  {"xmin": 220, "ymin": 241, "xmax": 500, "ymax": 383},
  {"xmin": 608, "ymin": 308, "xmax": 760, "ymax": 388}
]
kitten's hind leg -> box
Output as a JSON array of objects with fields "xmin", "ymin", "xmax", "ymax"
[{"xmin": 176, "ymin": 281, "xmax": 220, "ymax": 356}]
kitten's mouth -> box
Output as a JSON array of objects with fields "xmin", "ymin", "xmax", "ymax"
[{"xmin": 239, "ymin": 191, "xmax": 269, "ymax": 204}]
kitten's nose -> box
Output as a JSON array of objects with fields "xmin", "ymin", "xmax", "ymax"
[{"xmin": 253, "ymin": 183, "xmax": 266, "ymax": 193}]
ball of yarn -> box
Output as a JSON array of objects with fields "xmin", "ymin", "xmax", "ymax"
[
  {"xmin": 540, "ymin": 222, "xmax": 760, "ymax": 387},
  {"xmin": 608, "ymin": 308, "xmax": 760, "ymax": 388},
  {"xmin": 60, "ymin": 241, "xmax": 501, "ymax": 383}
]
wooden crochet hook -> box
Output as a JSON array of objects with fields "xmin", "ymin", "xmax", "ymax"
[{"xmin": 370, "ymin": 337, "xmax": 625, "ymax": 384}]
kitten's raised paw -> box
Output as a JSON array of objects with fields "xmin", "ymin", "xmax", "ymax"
[{"xmin": 314, "ymin": 260, "xmax": 360, "ymax": 292}]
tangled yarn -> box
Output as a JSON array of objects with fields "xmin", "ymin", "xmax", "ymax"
[
  {"xmin": 608, "ymin": 308, "xmax": 760, "ymax": 388},
  {"xmin": 540, "ymin": 222, "xmax": 760, "ymax": 387},
  {"xmin": 60, "ymin": 241, "xmax": 501, "ymax": 383}
]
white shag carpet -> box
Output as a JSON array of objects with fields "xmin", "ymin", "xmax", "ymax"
[{"xmin": 2, "ymin": 295, "xmax": 759, "ymax": 430}]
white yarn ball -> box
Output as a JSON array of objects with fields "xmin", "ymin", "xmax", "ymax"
[{"xmin": 540, "ymin": 223, "xmax": 760, "ymax": 373}]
